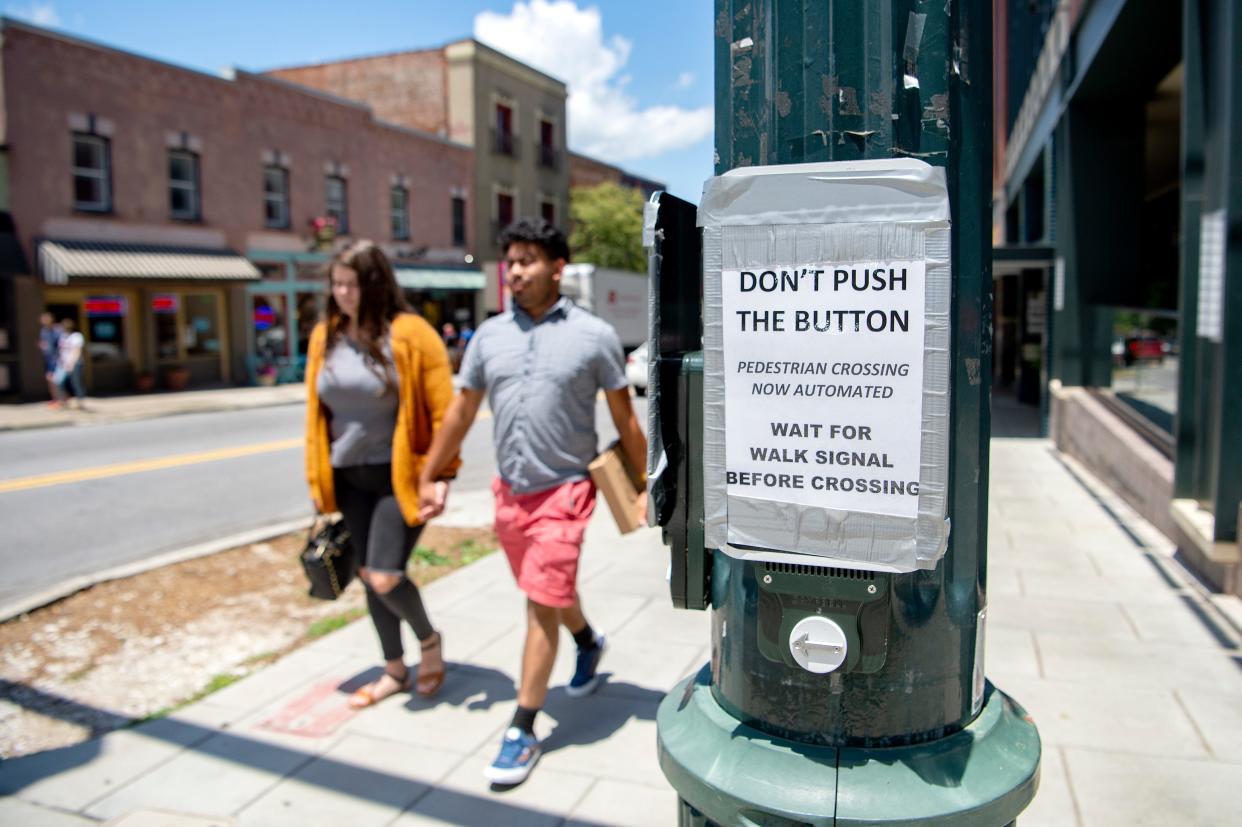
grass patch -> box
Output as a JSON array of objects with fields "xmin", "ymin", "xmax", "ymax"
[
  {"xmin": 135, "ymin": 672, "xmax": 245, "ymax": 724},
  {"xmin": 411, "ymin": 545, "xmax": 452, "ymax": 566},
  {"xmin": 456, "ymin": 538, "xmax": 491, "ymax": 565},
  {"xmin": 305, "ymin": 607, "xmax": 365, "ymax": 640}
]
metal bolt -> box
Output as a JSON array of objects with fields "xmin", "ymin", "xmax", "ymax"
[
  {"xmin": 867, "ymin": 584, "xmax": 877, "ymax": 594},
  {"xmin": 763, "ymin": 574, "xmax": 773, "ymax": 584}
]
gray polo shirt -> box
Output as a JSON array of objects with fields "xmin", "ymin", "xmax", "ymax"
[{"xmin": 461, "ymin": 297, "xmax": 627, "ymax": 494}]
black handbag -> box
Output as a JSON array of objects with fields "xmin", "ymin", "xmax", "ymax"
[{"xmin": 299, "ymin": 517, "xmax": 356, "ymax": 600}]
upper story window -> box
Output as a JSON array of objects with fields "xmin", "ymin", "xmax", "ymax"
[
  {"xmin": 538, "ymin": 118, "xmax": 558, "ymax": 169},
  {"xmin": 325, "ymin": 175, "xmax": 348, "ymax": 234},
  {"xmin": 452, "ymin": 195, "xmax": 467, "ymax": 248},
  {"xmin": 264, "ymin": 166, "xmax": 290, "ymax": 229},
  {"xmin": 494, "ymin": 102, "xmax": 515, "ymax": 157},
  {"xmin": 168, "ymin": 150, "xmax": 201, "ymax": 221},
  {"xmin": 72, "ymin": 133, "xmax": 112, "ymax": 212},
  {"xmin": 496, "ymin": 190, "xmax": 515, "ymax": 231},
  {"xmin": 540, "ymin": 198, "xmax": 556, "ymax": 226},
  {"xmin": 390, "ymin": 185, "xmax": 410, "ymax": 240}
]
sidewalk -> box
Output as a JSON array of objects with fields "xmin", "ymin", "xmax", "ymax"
[
  {"xmin": 0, "ymin": 385, "xmax": 308, "ymax": 431},
  {"xmin": 3, "ymin": 438, "xmax": 1241, "ymax": 826}
]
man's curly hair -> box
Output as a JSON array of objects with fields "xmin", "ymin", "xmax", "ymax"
[{"xmin": 497, "ymin": 217, "xmax": 570, "ymax": 262}]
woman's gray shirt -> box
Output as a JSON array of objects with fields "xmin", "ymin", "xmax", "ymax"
[{"xmin": 316, "ymin": 336, "xmax": 398, "ymax": 468}]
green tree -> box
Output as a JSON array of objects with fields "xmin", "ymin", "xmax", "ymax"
[{"xmin": 568, "ymin": 182, "xmax": 646, "ymax": 272}]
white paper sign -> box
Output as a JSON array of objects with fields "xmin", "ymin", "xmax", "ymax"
[{"xmin": 722, "ymin": 262, "xmax": 927, "ymax": 519}]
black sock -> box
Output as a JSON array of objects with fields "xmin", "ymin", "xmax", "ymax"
[
  {"xmin": 571, "ymin": 623, "xmax": 597, "ymax": 650},
  {"xmin": 511, "ymin": 705, "xmax": 539, "ymax": 735}
]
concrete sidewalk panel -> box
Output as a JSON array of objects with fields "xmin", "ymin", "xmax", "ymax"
[
  {"xmin": 203, "ymin": 647, "xmax": 355, "ymax": 719},
  {"xmin": 0, "ymin": 792, "xmax": 104, "ymax": 825},
  {"xmin": 985, "ymin": 626, "xmax": 1042, "ymax": 678},
  {"xmin": 83, "ymin": 729, "xmax": 309, "ymax": 821},
  {"xmin": 1011, "ymin": 745, "xmax": 1080, "ymax": 827},
  {"xmin": 106, "ymin": 811, "xmax": 236, "ymax": 826},
  {"xmin": 998, "ymin": 676, "xmax": 1208, "ymax": 759},
  {"xmin": 0, "ymin": 724, "xmax": 211, "ymax": 812},
  {"xmin": 987, "ymin": 594, "xmax": 1137, "ymax": 640},
  {"xmin": 566, "ymin": 779, "xmax": 678, "ymax": 827},
  {"xmin": 1065, "ymin": 748, "xmax": 1242, "ymax": 826},
  {"xmin": 1176, "ymin": 688, "xmax": 1242, "ymax": 763},
  {"xmin": 236, "ymin": 734, "xmax": 458, "ymax": 827},
  {"xmin": 390, "ymin": 755, "xmax": 594, "ymax": 827},
  {"xmin": 612, "ymin": 601, "xmax": 710, "ymax": 647},
  {"xmin": 1035, "ymin": 632, "xmax": 1242, "ymax": 691},
  {"xmin": 342, "ymin": 667, "xmax": 516, "ymax": 757},
  {"xmin": 539, "ymin": 693, "xmax": 666, "ymax": 789},
  {"xmin": 1121, "ymin": 601, "xmax": 1242, "ymax": 648},
  {"xmin": 591, "ymin": 637, "xmax": 706, "ymax": 699},
  {"xmin": 1019, "ymin": 571, "xmax": 1189, "ymax": 605}
]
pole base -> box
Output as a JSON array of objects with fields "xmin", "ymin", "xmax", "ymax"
[{"xmin": 658, "ymin": 666, "xmax": 1040, "ymax": 827}]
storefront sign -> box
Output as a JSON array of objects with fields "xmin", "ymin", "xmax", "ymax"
[
  {"xmin": 721, "ymin": 263, "xmax": 927, "ymax": 520},
  {"xmin": 85, "ymin": 296, "xmax": 127, "ymax": 317},
  {"xmin": 254, "ymin": 303, "xmax": 277, "ymax": 331},
  {"xmin": 152, "ymin": 294, "xmax": 179, "ymax": 314}
]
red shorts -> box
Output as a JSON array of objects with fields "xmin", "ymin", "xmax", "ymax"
[{"xmin": 492, "ymin": 476, "xmax": 596, "ymax": 608}]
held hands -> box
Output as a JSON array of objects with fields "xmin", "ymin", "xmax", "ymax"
[{"xmin": 418, "ymin": 479, "xmax": 450, "ymax": 522}]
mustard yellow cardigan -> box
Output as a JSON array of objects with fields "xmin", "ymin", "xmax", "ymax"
[{"xmin": 304, "ymin": 313, "xmax": 460, "ymax": 525}]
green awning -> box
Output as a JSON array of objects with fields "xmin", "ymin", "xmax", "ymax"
[{"xmin": 395, "ymin": 268, "xmax": 485, "ymax": 291}]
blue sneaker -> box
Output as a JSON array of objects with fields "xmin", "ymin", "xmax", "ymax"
[
  {"xmin": 565, "ymin": 634, "xmax": 607, "ymax": 698},
  {"xmin": 484, "ymin": 727, "xmax": 541, "ymax": 785}
]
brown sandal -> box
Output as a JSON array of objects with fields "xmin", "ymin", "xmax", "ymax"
[
  {"xmin": 415, "ymin": 631, "xmax": 445, "ymax": 698},
  {"xmin": 348, "ymin": 668, "xmax": 412, "ymax": 709}
]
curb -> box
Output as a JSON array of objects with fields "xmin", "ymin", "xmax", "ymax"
[{"xmin": 0, "ymin": 516, "xmax": 311, "ymax": 623}]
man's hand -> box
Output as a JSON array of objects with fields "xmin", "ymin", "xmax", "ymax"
[
  {"xmin": 634, "ymin": 488, "xmax": 649, "ymax": 527},
  {"xmin": 418, "ymin": 479, "xmax": 450, "ymax": 522}
]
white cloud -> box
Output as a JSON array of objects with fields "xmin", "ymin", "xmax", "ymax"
[
  {"xmin": 6, "ymin": 1, "xmax": 60, "ymax": 26},
  {"xmin": 674, "ymin": 71, "xmax": 695, "ymax": 90},
  {"xmin": 474, "ymin": 0, "xmax": 711, "ymax": 162}
]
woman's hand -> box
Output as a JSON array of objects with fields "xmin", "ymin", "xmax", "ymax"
[{"xmin": 418, "ymin": 479, "xmax": 449, "ymax": 522}]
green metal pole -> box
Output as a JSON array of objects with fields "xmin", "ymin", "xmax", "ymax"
[{"xmin": 656, "ymin": 1, "xmax": 1039, "ymax": 824}]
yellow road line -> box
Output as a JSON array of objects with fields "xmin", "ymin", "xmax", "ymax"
[{"xmin": 0, "ymin": 438, "xmax": 303, "ymax": 494}]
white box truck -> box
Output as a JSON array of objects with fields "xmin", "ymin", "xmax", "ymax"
[{"xmin": 559, "ymin": 264, "xmax": 648, "ymax": 350}]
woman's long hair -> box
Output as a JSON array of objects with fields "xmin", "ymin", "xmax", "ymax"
[{"xmin": 325, "ymin": 240, "xmax": 408, "ymax": 392}]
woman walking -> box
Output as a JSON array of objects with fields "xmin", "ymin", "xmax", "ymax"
[{"xmin": 305, "ymin": 240, "xmax": 460, "ymax": 707}]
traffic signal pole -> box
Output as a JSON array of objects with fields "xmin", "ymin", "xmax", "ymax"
[{"xmin": 649, "ymin": 1, "xmax": 1040, "ymax": 824}]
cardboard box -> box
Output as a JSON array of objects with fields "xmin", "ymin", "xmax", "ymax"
[{"xmin": 589, "ymin": 443, "xmax": 645, "ymax": 534}]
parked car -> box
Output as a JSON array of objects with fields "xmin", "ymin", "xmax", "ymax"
[
  {"xmin": 626, "ymin": 341, "xmax": 649, "ymax": 396},
  {"xmin": 1123, "ymin": 335, "xmax": 1164, "ymax": 366}
]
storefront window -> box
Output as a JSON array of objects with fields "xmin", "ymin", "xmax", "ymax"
[
  {"xmin": 296, "ymin": 292, "xmax": 322, "ymax": 355},
  {"xmin": 154, "ymin": 295, "xmax": 179, "ymax": 360},
  {"xmin": 252, "ymin": 294, "xmax": 289, "ymax": 359},
  {"xmin": 84, "ymin": 295, "xmax": 126, "ymax": 365},
  {"xmin": 297, "ymin": 261, "xmax": 326, "ymax": 284},
  {"xmin": 185, "ymin": 294, "xmax": 221, "ymax": 357},
  {"xmin": 1107, "ymin": 308, "xmax": 1178, "ymax": 433},
  {"xmin": 257, "ymin": 262, "xmax": 286, "ymax": 281}
]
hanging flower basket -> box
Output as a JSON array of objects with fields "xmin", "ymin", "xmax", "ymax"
[{"xmin": 310, "ymin": 216, "xmax": 337, "ymax": 252}]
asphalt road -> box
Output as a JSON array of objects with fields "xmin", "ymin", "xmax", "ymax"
[{"xmin": 0, "ymin": 395, "xmax": 643, "ymax": 611}]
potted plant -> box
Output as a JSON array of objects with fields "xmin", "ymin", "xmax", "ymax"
[
  {"xmin": 310, "ymin": 216, "xmax": 337, "ymax": 252},
  {"xmin": 162, "ymin": 365, "xmax": 191, "ymax": 391},
  {"xmin": 135, "ymin": 371, "xmax": 156, "ymax": 393},
  {"xmin": 256, "ymin": 362, "xmax": 278, "ymax": 386}
]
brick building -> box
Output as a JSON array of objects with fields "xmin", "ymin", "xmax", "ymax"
[
  {"xmin": 0, "ymin": 19, "xmax": 476, "ymax": 398},
  {"xmin": 268, "ymin": 39, "xmax": 570, "ymax": 314},
  {"xmin": 569, "ymin": 151, "xmax": 665, "ymax": 200}
]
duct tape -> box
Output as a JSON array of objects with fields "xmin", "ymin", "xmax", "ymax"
[{"xmin": 700, "ymin": 160, "xmax": 951, "ymax": 572}]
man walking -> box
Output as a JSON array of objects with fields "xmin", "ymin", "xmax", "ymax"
[
  {"xmin": 37, "ymin": 313, "xmax": 62, "ymax": 406},
  {"xmin": 417, "ymin": 217, "xmax": 646, "ymax": 785}
]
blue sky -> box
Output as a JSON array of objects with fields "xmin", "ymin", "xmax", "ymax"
[{"xmin": 4, "ymin": 0, "xmax": 716, "ymax": 202}]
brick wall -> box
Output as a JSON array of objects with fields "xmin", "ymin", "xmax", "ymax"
[
  {"xmin": 1, "ymin": 25, "xmax": 472, "ymax": 262},
  {"xmin": 267, "ymin": 49, "xmax": 449, "ymax": 137}
]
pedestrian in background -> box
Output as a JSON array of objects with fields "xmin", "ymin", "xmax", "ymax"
[
  {"xmin": 417, "ymin": 217, "xmax": 647, "ymax": 785},
  {"xmin": 54, "ymin": 318, "xmax": 86, "ymax": 410},
  {"xmin": 37, "ymin": 312, "xmax": 62, "ymax": 407},
  {"xmin": 304, "ymin": 240, "xmax": 461, "ymax": 708}
]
